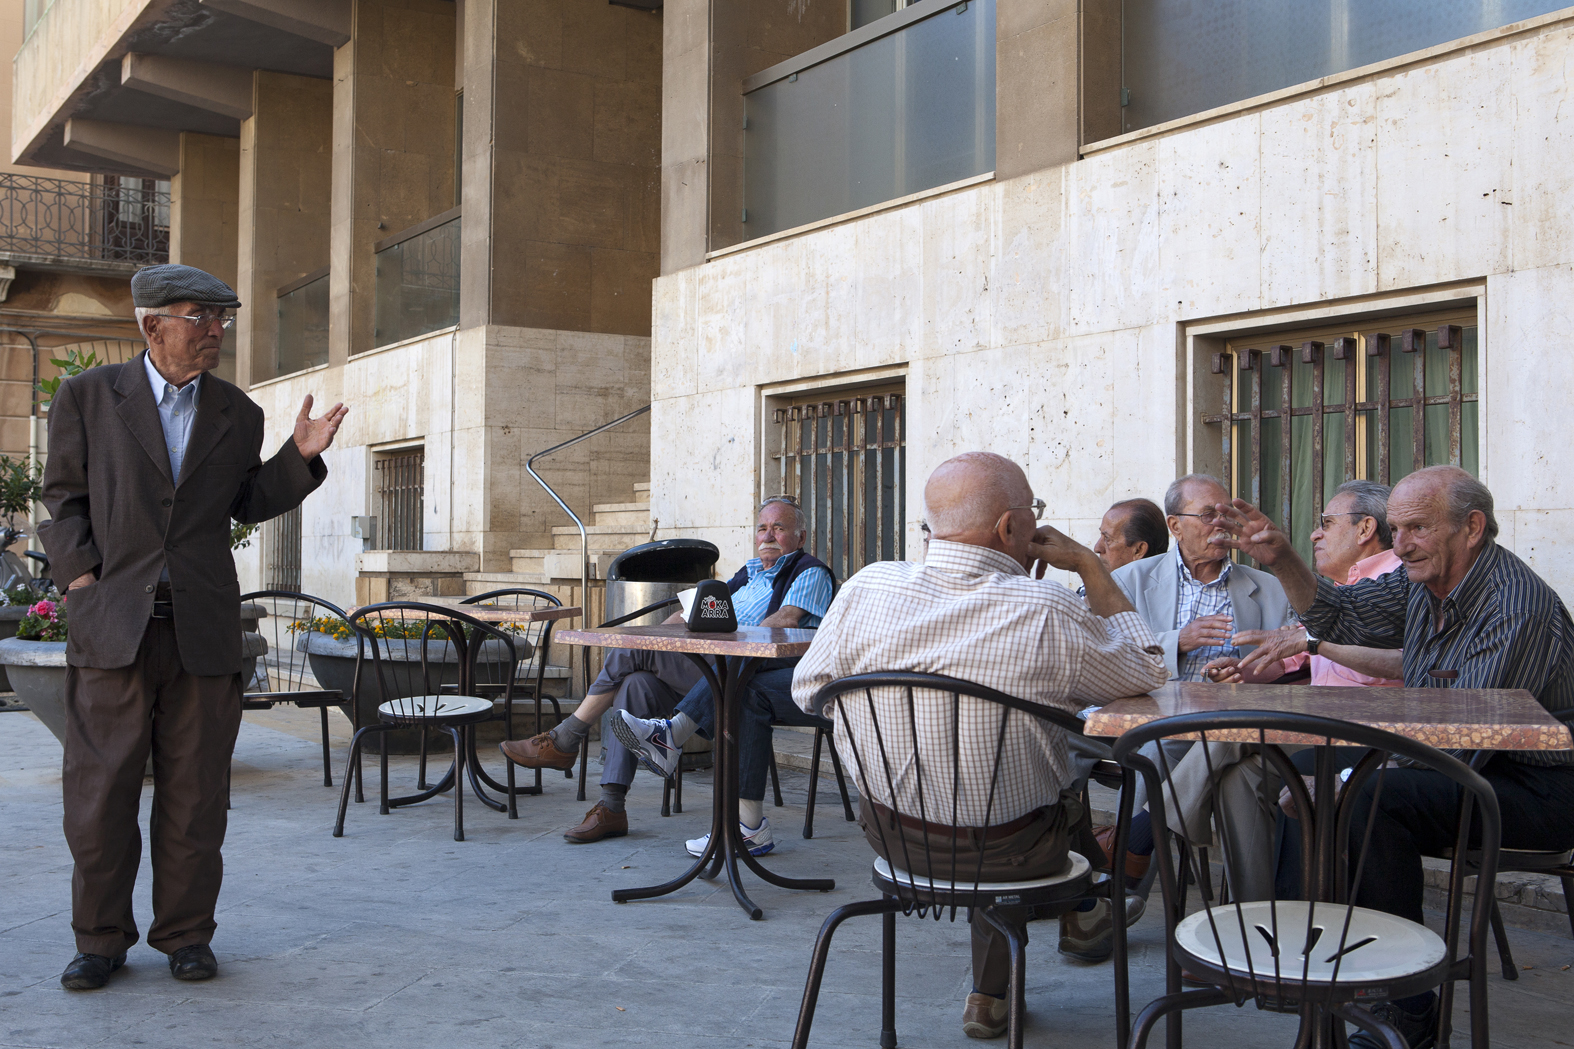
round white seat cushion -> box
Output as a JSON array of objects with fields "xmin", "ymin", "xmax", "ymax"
[
  {"xmin": 1174, "ymin": 900, "xmax": 1447, "ymax": 984},
  {"xmin": 377, "ymin": 695, "xmax": 493, "ymax": 721},
  {"xmin": 873, "ymin": 849, "xmax": 1092, "ymax": 895}
]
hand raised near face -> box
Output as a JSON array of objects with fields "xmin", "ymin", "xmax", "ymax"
[{"xmin": 1206, "ymin": 499, "xmax": 1297, "ymax": 567}]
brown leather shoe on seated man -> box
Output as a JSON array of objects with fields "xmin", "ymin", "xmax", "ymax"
[
  {"xmin": 563, "ymin": 802, "xmax": 628, "ymax": 843},
  {"xmin": 499, "ymin": 731, "xmax": 578, "ymax": 771}
]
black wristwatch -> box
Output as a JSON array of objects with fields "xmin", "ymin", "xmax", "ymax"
[{"xmin": 1305, "ymin": 634, "xmax": 1321, "ymax": 657}]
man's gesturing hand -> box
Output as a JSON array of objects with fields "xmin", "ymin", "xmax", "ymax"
[
  {"xmin": 294, "ymin": 394, "xmax": 348, "ymax": 460},
  {"xmin": 1207, "ymin": 499, "xmax": 1296, "ymax": 567}
]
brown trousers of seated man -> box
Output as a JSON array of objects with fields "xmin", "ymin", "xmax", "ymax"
[
  {"xmin": 859, "ymin": 790, "xmax": 1105, "ymax": 996},
  {"xmin": 63, "ymin": 616, "xmax": 243, "ymax": 957}
]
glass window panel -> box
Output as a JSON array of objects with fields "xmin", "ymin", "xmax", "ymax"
[
  {"xmin": 1123, "ymin": 0, "xmax": 1568, "ymax": 132},
  {"xmin": 744, "ymin": 0, "xmax": 995, "ymax": 239},
  {"xmin": 372, "ymin": 217, "xmax": 460, "ymax": 348},
  {"xmin": 853, "ymin": 0, "xmax": 901, "ymax": 30},
  {"xmin": 275, "ymin": 273, "xmax": 330, "ymax": 380}
]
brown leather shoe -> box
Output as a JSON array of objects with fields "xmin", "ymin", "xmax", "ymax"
[
  {"xmin": 500, "ymin": 732, "xmax": 578, "ymax": 770},
  {"xmin": 961, "ymin": 992, "xmax": 1009, "ymax": 1039},
  {"xmin": 564, "ymin": 802, "xmax": 628, "ymax": 843}
]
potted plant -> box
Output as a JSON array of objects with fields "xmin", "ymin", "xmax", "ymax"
[{"xmin": 291, "ymin": 615, "xmax": 526, "ymax": 753}]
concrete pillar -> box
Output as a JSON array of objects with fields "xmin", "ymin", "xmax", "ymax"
[
  {"xmin": 460, "ymin": 0, "xmax": 660, "ymax": 335},
  {"xmin": 236, "ymin": 71, "xmax": 333, "ymax": 387},
  {"xmin": 330, "ymin": 0, "xmax": 456, "ymax": 364},
  {"xmin": 660, "ymin": 0, "xmax": 709, "ymax": 275},
  {"xmin": 995, "ymin": 0, "xmax": 1080, "ymax": 181},
  {"xmin": 169, "ymin": 133, "xmax": 239, "ymax": 286}
]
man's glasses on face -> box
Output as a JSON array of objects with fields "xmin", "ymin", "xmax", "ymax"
[
  {"xmin": 1172, "ymin": 509, "xmax": 1225, "ymax": 525},
  {"xmin": 146, "ymin": 310, "xmax": 236, "ymax": 331},
  {"xmin": 1318, "ymin": 513, "xmax": 1366, "ymax": 531}
]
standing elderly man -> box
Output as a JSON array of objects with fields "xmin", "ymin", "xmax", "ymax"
[
  {"xmin": 791, "ymin": 452, "xmax": 1169, "ymax": 1039},
  {"xmin": 46, "ymin": 265, "xmax": 347, "ymax": 990},
  {"xmin": 1214, "ymin": 465, "xmax": 1574, "ymax": 1048},
  {"xmin": 501, "ymin": 496, "xmax": 833, "ymax": 845}
]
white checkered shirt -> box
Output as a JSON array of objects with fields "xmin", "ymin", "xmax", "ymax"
[
  {"xmin": 791, "ymin": 540, "xmax": 1169, "ymax": 825},
  {"xmin": 1174, "ymin": 549, "xmax": 1237, "ymax": 682}
]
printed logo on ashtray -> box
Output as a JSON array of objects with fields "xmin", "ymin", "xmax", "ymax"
[{"xmin": 700, "ymin": 595, "xmax": 728, "ymax": 618}]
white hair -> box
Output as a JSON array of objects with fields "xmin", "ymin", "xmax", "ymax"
[{"xmin": 134, "ymin": 306, "xmax": 155, "ymax": 343}]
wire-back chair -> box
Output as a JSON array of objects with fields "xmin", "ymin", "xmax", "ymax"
[
  {"xmin": 454, "ymin": 587, "xmax": 562, "ymax": 816},
  {"xmin": 1111, "ymin": 710, "xmax": 1502, "ymax": 1049},
  {"xmin": 332, "ymin": 602, "xmax": 522, "ymax": 841},
  {"xmin": 239, "ymin": 590, "xmax": 349, "ymax": 786},
  {"xmin": 792, "ymin": 672, "xmax": 1115, "ymax": 1049}
]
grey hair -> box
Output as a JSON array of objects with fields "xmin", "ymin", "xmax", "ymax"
[
  {"xmin": 758, "ymin": 496, "xmax": 807, "ymax": 536},
  {"xmin": 134, "ymin": 306, "xmax": 155, "ymax": 342},
  {"xmin": 1421, "ymin": 467, "xmax": 1499, "ymax": 541},
  {"xmin": 1333, "ymin": 479, "xmax": 1393, "ymax": 548},
  {"xmin": 1163, "ymin": 474, "xmax": 1228, "ymax": 516}
]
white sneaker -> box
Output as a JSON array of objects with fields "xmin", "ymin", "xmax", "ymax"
[
  {"xmin": 612, "ymin": 709, "xmax": 682, "ymax": 779},
  {"xmin": 685, "ymin": 818, "xmax": 775, "ymax": 858}
]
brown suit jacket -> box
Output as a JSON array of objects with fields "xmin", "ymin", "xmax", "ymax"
[{"xmin": 39, "ymin": 351, "xmax": 326, "ymax": 674}]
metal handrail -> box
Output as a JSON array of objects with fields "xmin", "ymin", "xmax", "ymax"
[{"xmin": 524, "ymin": 403, "xmax": 652, "ymax": 693}]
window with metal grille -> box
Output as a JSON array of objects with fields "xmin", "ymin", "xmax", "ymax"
[
  {"xmin": 1202, "ymin": 313, "xmax": 1478, "ymax": 564},
  {"xmin": 263, "ymin": 505, "xmax": 302, "ymax": 591},
  {"xmin": 770, "ymin": 390, "xmax": 905, "ymax": 581},
  {"xmin": 374, "ymin": 449, "xmax": 425, "ymax": 551}
]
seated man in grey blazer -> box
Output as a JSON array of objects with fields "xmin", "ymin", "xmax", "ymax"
[{"xmin": 1108, "ymin": 473, "xmax": 1297, "ymax": 902}]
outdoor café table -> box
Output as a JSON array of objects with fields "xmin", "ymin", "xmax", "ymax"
[
  {"xmin": 556, "ymin": 623, "xmax": 834, "ymax": 919},
  {"xmin": 1084, "ymin": 681, "xmax": 1573, "ymax": 1048},
  {"xmin": 346, "ymin": 602, "xmax": 582, "ymax": 810}
]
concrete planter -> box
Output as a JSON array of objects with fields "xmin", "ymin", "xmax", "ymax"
[
  {"xmin": 0, "ymin": 605, "xmax": 31, "ymax": 692},
  {"xmin": 299, "ymin": 632, "xmax": 519, "ymax": 754},
  {"xmin": 0, "ymin": 634, "xmax": 268, "ymax": 750}
]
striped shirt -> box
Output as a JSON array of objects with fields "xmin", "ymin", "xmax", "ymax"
[
  {"xmin": 731, "ymin": 556, "xmax": 833, "ymax": 628},
  {"xmin": 791, "ymin": 540, "xmax": 1169, "ymax": 824},
  {"xmin": 1175, "ymin": 549, "xmax": 1238, "ymax": 682},
  {"xmin": 1300, "ymin": 541, "xmax": 1574, "ymax": 766}
]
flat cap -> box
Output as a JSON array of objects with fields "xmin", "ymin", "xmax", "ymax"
[{"xmin": 131, "ymin": 264, "xmax": 242, "ymax": 309}]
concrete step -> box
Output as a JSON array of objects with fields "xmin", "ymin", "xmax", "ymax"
[
  {"xmin": 544, "ymin": 549, "xmax": 621, "ymax": 580},
  {"xmin": 551, "ymin": 527, "xmax": 646, "ymax": 552},
  {"xmin": 633, "ymin": 482, "xmax": 651, "ymax": 493},
  {"xmin": 585, "ymin": 508, "xmax": 652, "ymax": 532},
  {"xmin": 592, "ymin": 501, "xmax": 650, "ymax": 515}
]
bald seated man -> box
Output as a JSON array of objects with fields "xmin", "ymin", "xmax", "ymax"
[{"xmin": 790, "ymin": 452, "xmax": 1169, "ymax": 1040}]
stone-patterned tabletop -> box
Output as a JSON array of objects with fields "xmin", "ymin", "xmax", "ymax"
[
  {"xmin": 1083, "ymin": 682, "xmax": 1573, "ymax": 750},
  {"xmin": 557, "ymin": 624, "xmax": 816, "ymax": 658},
  {"xmin": 348, "ymin": 603, "xmax": 582, "ymax": 624}
]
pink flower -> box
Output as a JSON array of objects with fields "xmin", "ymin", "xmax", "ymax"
[{"xmin": 29, "ymin": 600, "xmax": 56, "ymax": 619}]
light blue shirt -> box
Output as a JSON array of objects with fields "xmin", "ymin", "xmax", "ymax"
[
  {"xmin": 143, "ymin": 351, "xmax": 202, "ymax": 483},
  {"xmin": 144, "ymin": 351, "xmax": 201, "ymax": 584},
  {"xmin": 731, "ymin": 556, "xmax": 834, "ymax": 628},
  {"xmin": 1173, "ymin": 547, "xmax": 1236, "ymax": 682}
]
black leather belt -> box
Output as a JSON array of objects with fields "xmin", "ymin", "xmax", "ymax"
[{"xmin": 151, "ymin": 601, "xmax": 175, "ymax": 620}]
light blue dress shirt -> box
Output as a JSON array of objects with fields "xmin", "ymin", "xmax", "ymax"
[
  {"xmin": 143, "ymin": 352, "xmax": 202, "ymax": 582},
  {"xmin": 730, "ymin": 556, "xmax": 834, "ymax": 628}
]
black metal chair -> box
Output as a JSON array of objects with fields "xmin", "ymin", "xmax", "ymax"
[
  {"xmin": 765, "ymin": 719, "xmax": 856, "ymax": 838},
  {"xmin": 791, "ymin": 672, "xmax": 1112, "ymax": 1049},
  {"xmin": 239, "ymin": 590, "xmax": 349, "ymax": 786},
  {"xmin": 1111, "ymin": 710, "xmax": 1502, "ymax": 1049},
  {"xmin": 453, "ymin": 587, "xmax": 564, "ymax": 816},
  {"xmin": 332, "ymin": 602, "xmax": 522, "ymax": 841}
]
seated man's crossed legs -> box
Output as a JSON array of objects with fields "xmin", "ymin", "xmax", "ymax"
[
  {"xmin": 613, "ymin": 665, "xmax": 816, "ymax": 857},
  {"xmin": 499, "ymin": 647, "xmax": 701, "ymax": 843}
]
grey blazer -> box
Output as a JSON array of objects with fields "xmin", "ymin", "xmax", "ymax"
[
  {"xmin": 39, "ymin": 351, "xmax": 326, "ymax": 674},
  {"xmin": 1110, "ymin": 551, "xmax": 1295, "ymax": 679}
]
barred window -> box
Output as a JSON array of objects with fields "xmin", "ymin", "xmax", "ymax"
[
  {"xmin": 374, "ymin": 448, "xmax": 425, "ymax": 551},
  {"xmin": 770, "ymin": 388, "xmax": 906, "ymax": 582},
  {"xmin": 1203, "ymin": 312, "xmax": 1478, "ymax": 563},
  {"xmin": 263, "ymin": 505, "xmax": 302, "ymax": 591}
]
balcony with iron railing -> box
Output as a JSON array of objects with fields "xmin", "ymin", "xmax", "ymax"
[{"xmin": 0, "ymin": 173, "xmax": 169, "ymax": 273}]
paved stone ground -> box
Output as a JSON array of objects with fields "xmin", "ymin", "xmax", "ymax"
[{"xmin": 3, "ymin": 707, "xmax": 1572, "ymax": 1049}]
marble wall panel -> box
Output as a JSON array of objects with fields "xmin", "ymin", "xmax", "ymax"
[
  {"xmin": 1059, "ymin": 139, "xmax": 1160, "ymax": 337},
  {"xmin": 919, "ymin": 188, "xmax": 997, "ymax": 358},
  {"xmin": 1155, "ymin": 116, "xmax": 1263, "ymax": 318},
  {"xmin": 993, "ymin": 169, "xmax": 1067, "ymax": 351},
  {"xmin": 1507, "ymin": 509, "xmax": 1574, "ymax": 612},
  {"xmin": 1507, "ymin": 25, "xmax": 1574, "ymax": 273},
  {"xmin": 649, "ymin": 386, "xmax": 756, "ymax": 542},
  {"xmin": 1260, "ymin": 85, "xmax": 1380, "ymax": 305},
  {"xmin": 1482, "ymin": 264, "xmax": 1574, "ymax": 507},
  {"xmin": 651, "ymin": 267, "xmax": 699, "ymax": 400},
  {"xmin": 1374, "ymin": 45, "xmax": 1515, "ymax": 290}
]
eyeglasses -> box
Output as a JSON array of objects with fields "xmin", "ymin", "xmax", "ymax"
[
  {"xmin": 1005, "ymin": 499, "xmax": 1047, "ymax": 522},
  {"xmin": 1318, "ymin": 513, "xmax": 1367, "ymax": 530},
  {"xmin": 1172, "ymin": 510, "xmax": 1225, "ymax": 525},
  {"xmin": 146, "ymin": 310, "xmax": 235, "ymax": 331},
  {"xmin": 761, "ymin": 494, "xmax": 800, "ymax": 506}
]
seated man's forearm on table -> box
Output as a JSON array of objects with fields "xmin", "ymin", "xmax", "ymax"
[{"xmin": 1320, "ymin": 642, "xmax": 1404, "ymax": 680}]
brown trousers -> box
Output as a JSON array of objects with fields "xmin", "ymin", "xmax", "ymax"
[
  {"xmin": 62, "ymin": 617, "xmax": 242, "ymax": 957},
  {"xmin": 860, "ymin": 791, "xmax": 1103, "ymax": 995}
]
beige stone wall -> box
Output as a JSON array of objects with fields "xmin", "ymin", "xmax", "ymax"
[
  {"xmin": 169, "ymin": 132, "xmax": 238, "ymax": 286},
  {"xmin": 650, "ymin": 13, "xmax": 1574, "ymax": 603},
  {"xmin": 9, "ymin": 0, "xmax": 145, "ymax": 164},
  {"xmin": 461, "ymin": 0, "xmax": 661, "ymax": 336},
  {"xmin": 240, "ymin": 323, "xmax": 649, "ymax": 605},
  {"xmin": 331, "ymin": 0, "xmax": 456, "ymax": 363},
  {"xmin": 237, "ymin": 71, "xmax": 333, "ymax": 386}
]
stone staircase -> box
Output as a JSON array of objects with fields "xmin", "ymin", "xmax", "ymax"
[{"xmin": 464, "ymin": 482, "xmax": 652, "ymax": 590}]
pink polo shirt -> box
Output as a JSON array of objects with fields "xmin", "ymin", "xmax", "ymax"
[{"xmin": 1283, "ymin": 548, "xmax": 1405, "ymax": 687}]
